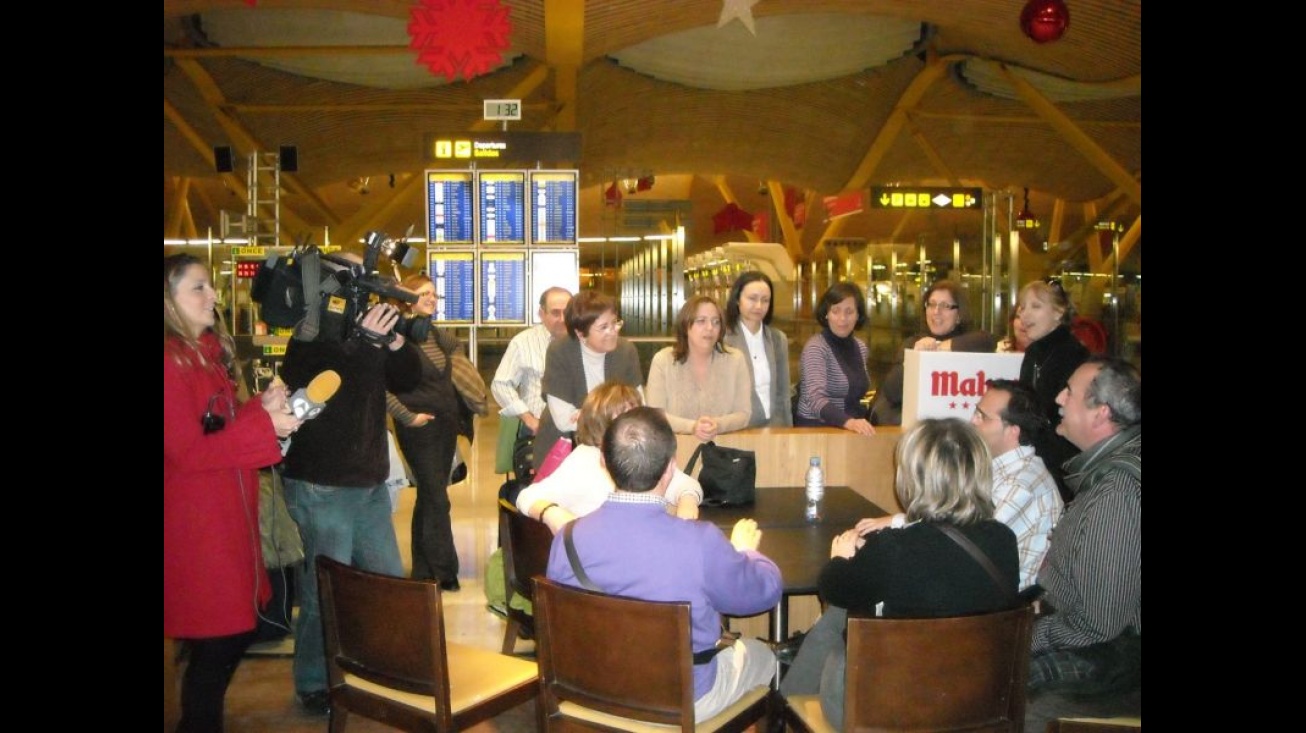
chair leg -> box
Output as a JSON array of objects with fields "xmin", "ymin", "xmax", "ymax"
[{"xmin": 502, "ymin": 621, "xmax": 519, "ymax": 655}]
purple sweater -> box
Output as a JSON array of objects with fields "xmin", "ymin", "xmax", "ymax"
[{"xmin": 547, "ymin": 495, "xmax": 782, "ymax": 698}]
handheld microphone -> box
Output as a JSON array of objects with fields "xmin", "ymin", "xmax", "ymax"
[{"xmin": 289, "ymin": 370, "xmax": 342, "ymax": 420}]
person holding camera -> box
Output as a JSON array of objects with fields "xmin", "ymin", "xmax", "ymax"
[
  {"xmin": 386, "ymin": 273, "xmax": 489, "ymax": 591},
  {"xmin": 278, "ymin": 255, "xmax": 423, "ymax": 716},
  {"xmin": 164, "ymin": 254, "xmax": 301, "ymax": 733}
]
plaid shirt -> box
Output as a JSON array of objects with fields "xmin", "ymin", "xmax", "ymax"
[{"xmin": 991, "ymin": 445, "xmax": 1063, "ymax": 590}]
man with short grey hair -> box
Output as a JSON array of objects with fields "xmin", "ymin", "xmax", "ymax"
[{"xmin": 1026, "ymin": 357, "xmax": 1141, "ymax": 730}]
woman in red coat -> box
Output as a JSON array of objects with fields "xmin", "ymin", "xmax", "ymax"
[{"xmin": 164, "ymin": 254, "xmax": 300, "ymax": 733}]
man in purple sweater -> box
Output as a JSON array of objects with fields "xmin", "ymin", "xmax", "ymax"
[{"xmin": 546, "ymin": 407, "xmax": 782, "ymax": 721}]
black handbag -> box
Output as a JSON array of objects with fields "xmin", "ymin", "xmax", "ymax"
[{"xmin": 685, "ymin": 441, "xmax": 757, "ymax": 507}]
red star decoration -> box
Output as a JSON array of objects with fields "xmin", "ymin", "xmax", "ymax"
[
  {"xmin": 409, "ymin": 0, "xmax": 513, "ymax": 82},
  {"xmin": 712, "ymin": 202, "xmax": 755, "ymax": 234},
  {"xmin": 949, "ymin": 401, "xmax": 958, "ymax": 409}
]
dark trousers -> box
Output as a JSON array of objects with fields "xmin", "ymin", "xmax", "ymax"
[
  {"xmin": 176, "ymin": 629, "xmax": 257, "ymax": 733},
  {"xmin": 394, "ymin": 420, "xmax": 460, "ymax": 582}
]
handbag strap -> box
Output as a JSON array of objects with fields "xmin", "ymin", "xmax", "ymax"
[
  {"xmin": 563, "ymin": 521, "xmax": 602, "ymax": 592},
  {"xmin": 932, "ymin": 523, "xmax": 1017, "ymax": 605},
  {"xmin": 684, "ymin": 440, "xmax": 713, "ymax": 475}
]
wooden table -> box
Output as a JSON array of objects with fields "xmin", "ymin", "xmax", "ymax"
[{"xmin": 699, "ymin": 486, "xmax": 887, "ymax": 641}]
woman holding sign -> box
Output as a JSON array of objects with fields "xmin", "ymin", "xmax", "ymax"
[{"xmin": 869, "ymin": 280, "xmax": 996, "ymax": 426}]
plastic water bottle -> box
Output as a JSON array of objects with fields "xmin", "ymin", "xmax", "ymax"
[{"xmin": 805, "ymin": 456, "xmax": 824, "ymax": 523}]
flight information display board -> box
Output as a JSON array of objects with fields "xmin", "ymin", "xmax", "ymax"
[
  {"xmin": 428, "ymin": 251, "xmax": 476, "ymax": 323},
  {"xmin": 529, "ymin": 249, "xmax": 580, "ymax": 325},
  {"xmin": 476, "ymin": 171, "xmax": 526, "ymax": 245},
  {"xmin": 425, "ymin": 171, "xmax": 475, "ymax": 244},
  {"xmin": 480, "ymin": 251, "xmax": 528, "ymax": 325},
  {"xmin": 529, "ymin": 170, "xmax": 578, "ymax": 245}
]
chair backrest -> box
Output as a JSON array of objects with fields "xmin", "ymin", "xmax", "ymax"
[
  {"xmin": 533, "ymin": 576, "xmax": 697, "ymax": 731},
  {"xmin": 844, "ymin": 604, "xmax": 1035, "ymax": 733},
  {"xmin": 503, "ymin": 502, "xmax": 554, "ymax": 606},
  {"xmin": 316, "ymin": 556, "xmax": 452, "ymax": 720}
]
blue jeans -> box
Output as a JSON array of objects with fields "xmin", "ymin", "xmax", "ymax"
[{"xmin": 283, "ymin": 479, "xmax": 402, "ymax": 696}]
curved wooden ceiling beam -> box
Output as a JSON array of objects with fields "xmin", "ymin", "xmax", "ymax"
[
  {"xmin": 817, "ymin": 51, "xmax": 959, "ymax": 251},
  {"xmin": 999, "ymin": 63, "xmax": 1141, "ymax": 207},
  {"xmin": 545, "ymin": 0, "xmax": 583, "ymax": 131},
  {"xmin": 173, "ymin": 58, "xmax": 339, "ymax": 230}
]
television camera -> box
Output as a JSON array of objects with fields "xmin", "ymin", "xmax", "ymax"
[{"xmin": 251, "ymin": 229, "xmax": 431, "ymax": 345}]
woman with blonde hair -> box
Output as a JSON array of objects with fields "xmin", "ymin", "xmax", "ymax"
[
  {"xmin": 780, "ymin": 418, "xmax": 1018, "ymax": 730},
  {"xmin": 164, "ymin": 254, "xmax": 300, "ymax": 732},
  {"xmin": 517, "ymin": 381, "xmax": 703, "ymax": 532},
  {"xmin": 1017, "ymin": 279, "xmax": 1088, "ymax": 500}
]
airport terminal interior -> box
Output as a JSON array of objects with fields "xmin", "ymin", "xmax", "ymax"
[{"xmin": 165, "ymin": 2, "xmax": 1140, "ymax": 730}]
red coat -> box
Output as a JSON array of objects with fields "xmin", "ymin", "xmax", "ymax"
[{"xmin": 164, "ymin": 333, "xmax": 282, "ymax": 638}]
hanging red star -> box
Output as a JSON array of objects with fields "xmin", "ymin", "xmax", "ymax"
[
  {"xmin": 408, "ymin": 0, "xmax": 513, "ymax": 82},
  {"xmin": 713, "ymin": 202, "xmax": 754, "ymax": 234}
]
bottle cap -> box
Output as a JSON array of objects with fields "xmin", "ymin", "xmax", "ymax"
[{"xmin": 810, "ymin": 456, "xmax": 820, "ymax": 465}]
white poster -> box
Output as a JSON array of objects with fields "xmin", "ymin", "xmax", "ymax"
[{"xmin": 901, "ymin": 350, "xmax": 1025, "ymax": 428}]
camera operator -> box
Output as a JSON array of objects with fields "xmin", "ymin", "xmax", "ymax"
[{"xmin": 278, "ymin": 274, "xmax": 422, "ymax": 716}]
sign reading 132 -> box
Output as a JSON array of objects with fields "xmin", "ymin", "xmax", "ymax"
[{"xmin": 483, "ymin": 99, "xmax": 522, "ymax": 121}]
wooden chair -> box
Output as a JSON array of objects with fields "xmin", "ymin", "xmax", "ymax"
[
  {"xmin": 499, "ymin": 499, "xmax": 554, "ymax": 654},
  {"xmin": 533, "ymin": 576, "xmax": 773, "ymax": 732},
  {"xmin": 315, "ymin": 555, "xmax": 539, "ymax": 732},
  {"xmin": 783, "ymin": 604, "xmax": 1035, "ymax": 733}
]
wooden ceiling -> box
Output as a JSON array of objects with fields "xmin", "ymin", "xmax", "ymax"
[{"xmin": 163, "ymin": 1, "xmax": 1141, "ymax": 273}]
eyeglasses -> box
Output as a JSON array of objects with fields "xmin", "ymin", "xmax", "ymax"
[
  {"xmin": 692, "ymin": 317, "xmax": 722, "ymax": 327},
  {"xmin": 594, "ymin": 319, "xmax": 624, "ymax": 335},
  {"xmin": 924, "ymin": 301, "xmax": 959, "ymax": 312},
  {"xmin": 973, "ymin": 406, "xmax": 1003, "ymax": 424}
]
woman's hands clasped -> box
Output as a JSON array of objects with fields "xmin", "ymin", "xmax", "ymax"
[{"xmin": 260, "ymin": 381, "xmax": 303, "ymax": 438}]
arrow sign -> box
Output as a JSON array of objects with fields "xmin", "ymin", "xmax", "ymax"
[{"xmin": 871, "ymin": 186, "xmax": 983, "ymax": 209}]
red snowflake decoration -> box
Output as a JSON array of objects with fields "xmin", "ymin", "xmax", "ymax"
[{"xmin": 409, "ymin": 0, "xmax": 513, "ymax": 82}]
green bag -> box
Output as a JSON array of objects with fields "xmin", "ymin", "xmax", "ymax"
[{"xmin": 495, "ymin": 416, "xmax": 522, "ymax": 474}]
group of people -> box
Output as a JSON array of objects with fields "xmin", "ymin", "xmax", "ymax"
[
  {"xmin": 509, "ymin": 272, "xmax": 794, "ymax": 480},
  {"xmin": 165, "ymin": 251, "xmax": 1139, "ymax": 731}
]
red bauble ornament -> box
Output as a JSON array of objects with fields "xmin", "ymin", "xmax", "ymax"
[{"xmin": 1020, "ymin": 0, "xmax": 1070, "ymax": 44}]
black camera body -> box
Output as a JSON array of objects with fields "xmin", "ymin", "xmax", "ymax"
[{"xmin": 252, "ymin": 229, "xmax": 430, "ymax": 345}]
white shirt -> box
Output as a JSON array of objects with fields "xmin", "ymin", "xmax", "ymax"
[
  {"xmin": 741, "ymin": 323, "xmax": 772, "ymax": 419},
  {"xmin": 491, "ymin": 324, "xmax": 552, "ymax": 418},
  {"xmin": 515, "ymin": 443, "xmax": 703, "ymax": 517}
]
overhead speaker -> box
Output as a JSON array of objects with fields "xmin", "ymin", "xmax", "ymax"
[
  {"xmin": 213, "ymin": 145, "xmax": 233, "ymax": 173},
  {"xmin": 279, "ymin": 145, "xmax": 298, "ymax": 173}
]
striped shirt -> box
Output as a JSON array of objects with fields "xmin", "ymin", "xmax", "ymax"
[
  {"xmin": 795, "ymin": 332, "xmax": 869, "ymax": 426},
  {"xmin": 991, "ymin": 445, "xmax": 1063, "ymax": 590},
  {"xmin": 1031, "ymin": 427, "xmax": 1141, "ymax": 653},
  {"xmin": 491, "ymin": 324, "xmax": 553, "ymax": 418}
]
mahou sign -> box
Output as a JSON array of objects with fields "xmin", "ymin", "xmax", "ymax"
[{"xmin": 901, "ymin": 351, "xmax": 1025, "ymax": 428}]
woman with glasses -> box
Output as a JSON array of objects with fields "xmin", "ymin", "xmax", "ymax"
[
  {"xmin": 534, "ymin": 290, "xmax": 643, "ymax": 471},
  {"xmin": 1017, "ymin": 279, "xmax": 1088, "ymax": 501},
  {"xmin": 164, "ymin": 254, "xmax": 301, "ymax": 733},
  {"xmin": 647, "ymin": 295, "xmax": 752, "ymax": 442},
  {"xmin": 723, "ymin": 271, "xmax": 793, "ymax": 427},
  {"xmin": 795, "ymin": 282, "xmax": 876, "ymax": 434},
  {"xmin": 385, "ymin": 273, "xmax": 489, "ymax": 591},
  {"xmin": 869, "ymin": 280, "xmax": 996, "ymax": 426}
]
